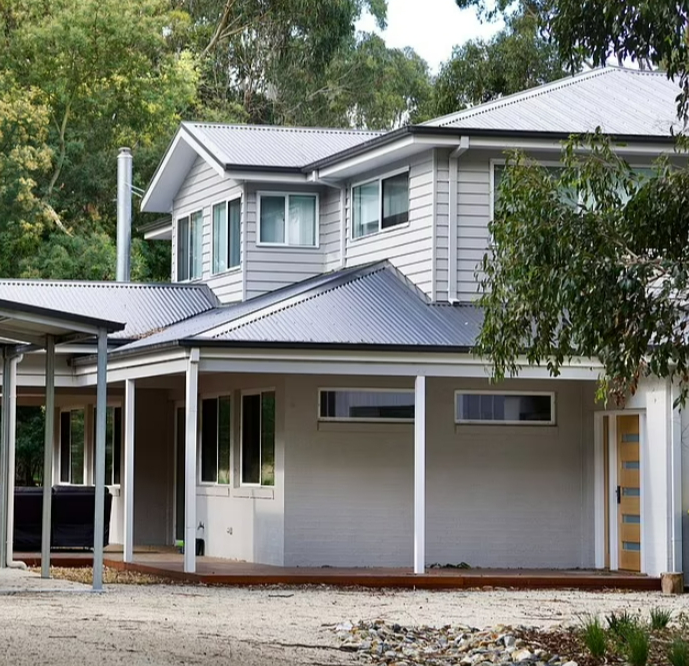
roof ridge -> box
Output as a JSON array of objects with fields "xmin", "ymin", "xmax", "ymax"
[
  {"xmin": 206, "ymin": 262, "xmax": 392, "ymax": 339},
  {"xmin": 0, "ymin": 279, "xmax": 212, "ymax": 290},
  {"xmin": 183, "ymin": 121, "xmax": 383, "ymax": 136},
  {"xmin": 428, "ymin": 67, "xmax": 618, "ymax": 127}
]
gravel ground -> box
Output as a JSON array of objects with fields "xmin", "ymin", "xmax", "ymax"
[{"xmin": 0, "ymin": 580, "xmax": 688, "ymax": 665}]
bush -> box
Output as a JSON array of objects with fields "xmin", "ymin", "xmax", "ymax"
[
  {"xmin": 650, "ymin": 607, "xmax": 672, "ymax": 631},
  {"xmin": 582, "ymin": 616, "xmax": 607, "ymax": 659},
  {"xmin": 669, "ymin": 639, "xmax": 689, "ymax": 666}
]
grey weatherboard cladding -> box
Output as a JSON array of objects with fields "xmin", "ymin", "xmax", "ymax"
[{"xmin": 0, "ymin": 281, "xmax": 217, "ymax": 340}]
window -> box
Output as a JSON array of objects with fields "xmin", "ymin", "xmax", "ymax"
[
  {"xmin": 212, "ymin": 198, "xmax": 241, "ymax": 274},
  {"xmin": 353, "ymin": 171, "xmax": 409, "ymax": 239},
  {"xmin": 319, "ymin": 389, "xmax": 415, "ymax": 422},
  {"xmin": 241, "ymin": 391, "xmax": 275, "ymax": 486},
  {"xmin": 455, "ymin": 392, "xmax": 555, "ymax": 425},
  {"xmin": 177, "ymin": 210, "xmax": 203, "ymax": 281},
  {"xmin": 60, "ymin": 409, "xmax": 85, "ymax": 484},
  {"xmin": 258, "ymin": 193, "xmax": 317, "ymax": 247},
  {"xmin": 93, "ymin": 407, "xmax": 122, "ymax": 486},
  {"xmin": 201, "ymin": 396, "xmax": 231, "ymax": 484}
]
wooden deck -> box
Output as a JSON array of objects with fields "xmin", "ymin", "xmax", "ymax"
[{"xmin": 16, "ymin": 550, "xmax": 661, "ymax": 591}]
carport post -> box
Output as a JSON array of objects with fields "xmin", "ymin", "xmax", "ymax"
[
  {"xmin": 184, "ymin": 349, "xmax": 199, "ymax": 574},
  {"xmin": 123, "ymin": 378, "xmax": 135, "ymax": 563},
  {"xmin": 0, "ymin": 350, "xmax": 9, "ymax": 569},
  {"xmin": 414, "ymin": 375, "xmax": 426, "ymax": 575},
  {"xmin": 93, "ymin": 328, "xmax": 108, "ymax": 591},
  {"xmin": 5, "ymin": 355, "xmax": 19, "ymax": 565},
  {"xmin": 41, "ymin": 335, "xmax": 55, "ymax": 578}
]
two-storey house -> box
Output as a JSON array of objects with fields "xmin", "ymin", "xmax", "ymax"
[{"xmin": 1, "ymin": 67, "xmax": 686, "ymax": 581}]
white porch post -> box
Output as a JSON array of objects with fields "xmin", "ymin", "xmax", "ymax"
[
  {"xmin": 123, "ymin": 378, "xmax": 136, "ymax": 564},
  {"xmin": 414, "ymin": 375, "xmax": 426, "ymax": 574},
  {"xmin": 184, "ymin": 349, "xmax": 199, "ymax": 573},
  {"xmin": 5, "ymin": 355, "xmax": 19, "ymax": 566},
  {"xmin": 0, "ymin": 350, "xmax": 10, "ymax": 569},
  {"xmin": 92, "ymin": 329, "xmax": 108, "ymax": 591},
  {"xmin": 669, "ymin": 382, "xmax": 683, "ymax": 573},
  {"xmin": 41, "ymin": 336, "xmax": 55, "ymax": 578}
]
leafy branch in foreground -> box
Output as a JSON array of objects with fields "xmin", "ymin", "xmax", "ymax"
[{"xmin": 476, "ymin": 130, "xmax": 689, "ymax": 405}]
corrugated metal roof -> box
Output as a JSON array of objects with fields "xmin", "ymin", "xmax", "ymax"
[
  {"xmin": 0, "ymin": 280, "xmax": 217, "ymax": 340},
  {"xmin": 425, "ymin": 67, "xmax": 683, "ymax": 136},
  {"xmin": 183, "ymin": 123, "xmax": 384, "ymax": 169},
  {"xmin": 115, "ymin": 263, "xmax": 483, "ymax": 352}
]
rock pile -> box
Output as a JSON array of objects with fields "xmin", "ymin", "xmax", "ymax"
[{"xmin": 335, "ymin": 620, "xmax": 578, "ymax": 666}]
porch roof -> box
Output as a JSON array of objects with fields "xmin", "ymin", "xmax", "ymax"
[{"xmin": 111, "ymin": 262, "xmax": 484, "ymax": 356}]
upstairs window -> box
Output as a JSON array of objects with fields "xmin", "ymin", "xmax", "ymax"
[
  {"xmin": 201, "ymin": 396, "xmax": 231, "ymax": 484},
  {"xmin": 319, "ymin": 389, "xmax": 415, "ymax": 422},
  {"xmin": 177, "ymin": 210, "xmax": 203, "ymax": 281},
  {"xmin": 258, "ymin": 193, "xmax": 317, "ymax": 247},
  {"xmin": 60, "ymin": 409, "xmax": 85, "ymax": 484},
  {"xmin": 353, "ymin": 170, "xmax": 409, "ymax": 239},
  {"xmin": 212, "ymin": 198, "xmax": 241, "ymax": 274}
]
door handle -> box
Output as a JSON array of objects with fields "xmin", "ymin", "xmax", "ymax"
[{"xmin": 616, "ymin": 486, "xmax": 621, "ymax": 505}]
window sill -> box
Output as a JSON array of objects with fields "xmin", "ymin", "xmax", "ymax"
[
  {"xmin": 454, "ymin": 424, "xmax": 560, "ymax": 438},
  {"xmin": 351, "ymin": 220, "xmax": 411, "ymax": 244},
  {"xmin": 210, "ymin": 266, "xmax": 241, "ymax": 278},
  {"xmin": 108, "ymin": 486, "xmax": 121, "ymax": 497},
  {"xmin": 255, "ymin": 242, "xmax": 320, "ymax": 250},
  {"xmin": 233, "ymin": 487, "xmax": 274, "ymax": 500},
  {"xmin": 318, "ymin": 421, "xmax": 413, "ymax": 434},
  {"xmin": 196, "ymin": 485, "xmax": 231, "ymax": 497}
]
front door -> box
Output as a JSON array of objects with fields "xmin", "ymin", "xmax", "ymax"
[{"xmin": 616, "ymin": 414, "xmax": 641, "ymax": 572}]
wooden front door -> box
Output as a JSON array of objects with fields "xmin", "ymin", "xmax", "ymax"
[{"xmin": 617, "ymin": 414, "xmax": 641, "ymax": 572}]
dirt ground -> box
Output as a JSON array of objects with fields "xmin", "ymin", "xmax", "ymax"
[{"xmin": 1, "ymin": 576, "xmax": 688, "ymax": 665}]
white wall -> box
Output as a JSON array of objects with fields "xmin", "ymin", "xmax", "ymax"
[{"xmin": 283, "ymin": 375, "xmax": 597, "ymax": 568}]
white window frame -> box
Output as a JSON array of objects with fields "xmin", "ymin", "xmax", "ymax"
[
  {"xmin": 176, "ymin": 209, "xmax": 204, "ymax": 281},
  {"xmin": 58, "ymin": 407, "xmax": 87, "ymax": 485},
  {"xmin": 239, "ymin": 388, "xmax": 276, "ymax": 488},
  {"xmin": 317, "ymin": 387, "xmax": 415, "ymax": 424},
  {"xmin": 198, "ymin": 393, "xmax": 233, "ymax": 486},
  {"xmin": 211, "ymin": 194, "xmax": 242, "ymax": 276},
  {"xmin": 257, "ymin": 191, "xmax": 320, "ymax": 248},
  {"xmin": 351, "ymin": 167, "xmax": 410, "ymax": 240},
  {"xmin": 454, "ymin": 390, "xmax": 556, "ymax": 426}
]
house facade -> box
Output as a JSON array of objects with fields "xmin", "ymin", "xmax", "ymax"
[{"xmin": 2, "ymin": 67, "xmax": 687, "ymax": 578}]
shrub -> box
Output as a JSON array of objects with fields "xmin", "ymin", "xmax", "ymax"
[
  {"xmin": 669, "ymin": 639, "xmax": 689, "ymax": 666},
  {"xmin": 650, "ymin": 607, "xmax": 672, "ymax": 631},
  {"xmin": 581, "ymin": 616, "xmax": 607, "ymax": 659},
  {"xmin": 606, "ymin": 610, "xmax": 639, "ymax": 639},
  {"xmin": 624, "ymin": 627, "xmax": 650, "ymax": 666}
]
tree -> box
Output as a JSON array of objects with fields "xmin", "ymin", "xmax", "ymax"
[{"xmin": 433, "ymin": 11, "xmax": 567, "ymax": 117}]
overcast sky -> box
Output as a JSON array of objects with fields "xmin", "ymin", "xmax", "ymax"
[{"xmin": 356, "ymin": 0, "xmax": 502, "ymax": 73}]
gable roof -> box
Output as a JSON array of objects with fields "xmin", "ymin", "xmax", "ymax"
[
  {"xmin": 425, "ymin": 67, "xmax": 683, "ymax": 136},
  {"xmin": 0, "ymin": 280, "xmax": 217, "ymax": 340},
  {"xmin": 182, "ymin": 122, "xmax": 384, "ymax": 170},
  {"xmin": 111, "ymin": 262, "xmax": 483, "ymax": 356}
]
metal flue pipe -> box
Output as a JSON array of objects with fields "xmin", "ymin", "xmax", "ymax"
[{"xmin": 116, "ymin": 147, "xmax": 133, "ymax": 282}]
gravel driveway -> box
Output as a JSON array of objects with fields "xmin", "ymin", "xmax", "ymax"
[{"xmin": 0, "ymin": 576, "xmax": 687, "ymax": 665}]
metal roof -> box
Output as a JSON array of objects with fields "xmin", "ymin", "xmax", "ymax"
[
  {"xmin": 182, "ymin": 122, "xmax": 384, "ymax": 170},
  {"xmin": 0, "ymin": 280, "xmax": 217, "ymax": 340},
  {"xmin": 114, "ymin": 263, "xmax": 484, "ymax": 354},
  {"xmin": 425, "ymin": 67, "xmax": 683, "ymax": 136}
]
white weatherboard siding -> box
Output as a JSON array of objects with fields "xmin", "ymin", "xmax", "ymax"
[
  {"xmin": 435, "ymin": 150, "xmax": 450, "ymax": 301},
  {"xmin": 322, "ymin": 186, "xmax": 344, "ymax": 271},
  {"xmin": 244, "ymin": 184, "xmax": 326, "ymax": 300},
  {"xmin": 171, "ymin": 156, "xmax": 243, "ymax": 302},
  {"xmin": 193, "ymin": 374, "xmax": 286, "ymax": 565},
  {"xmin": 283, "ymin": 375, "xmax": 597, "ymax": 568},
  {"xmin": 345, "ymin": 151, "xmax": 435, "ymax": 297}
]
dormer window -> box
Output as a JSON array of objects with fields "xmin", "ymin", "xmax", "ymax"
[
  {"xmin": 352, "ymin": 170, "xmax": 409, "ymax": 239},
  {"xmin": 258, "ymin": 192, "xmax": 318, "ymax": 247},
  {"xmin": 177, "ymin": 210, "xmax": 203, "ymax": 281}
]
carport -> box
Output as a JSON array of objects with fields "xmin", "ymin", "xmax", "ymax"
[{"xmin": 0, "ymin": 297, "xmax": 124, "ymax": 590}]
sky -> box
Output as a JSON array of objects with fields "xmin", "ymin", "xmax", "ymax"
[{"xmin": 356, "ymin": 0, "xmax": 502, "ymax": 73}]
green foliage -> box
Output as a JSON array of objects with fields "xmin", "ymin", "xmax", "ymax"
[
  {"xmin": 581, "ymin": 615, "xmax": 607, "ymax": 659},
  {"xmin": 624, "ymin": 626, "xmax": 650, "ymax": 666},
  {"xmin": 669, "ymin": 639, "xmax": 689, "ymax": 666},
  {"xmin": 477, "ymin": 131, "xmax": 689, "ymax": 404},
  {"xmin": 606, "ymin": 610, "xmax": 639, "ymax": 638},
  {"xmin": 649, "ymin": 607, "xmax": 672, "ymax": 631},
  {"xmin": 434, "ymin": 11, "xmax": 567, "ymax": 116}
]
